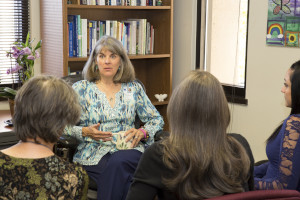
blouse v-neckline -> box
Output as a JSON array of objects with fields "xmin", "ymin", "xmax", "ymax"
[{"xmin": 93, "ymin": 82, "xmax": 123, "ymax": 109}]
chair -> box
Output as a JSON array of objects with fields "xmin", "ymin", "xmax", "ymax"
[
  {"xmin": 207, "ymin": 190, "xmax": 300, "ymax": 200},
  {"xmin": 55, "ymin": 74, "xmax": 169, "ymax": 199}
]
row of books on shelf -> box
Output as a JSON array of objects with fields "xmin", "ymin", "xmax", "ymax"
[
  {"xmin": 68, "ymin": 15, "xmax": 155, "ymax": 57},
  {"xmin": 80, "ymin": 0, "xmax": 161, "ymax": 6}
]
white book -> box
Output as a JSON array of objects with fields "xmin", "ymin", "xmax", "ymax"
[
  {"xmin": 111, "ymin": 0, "xmax": 117, "ymax": 5},
  {"xmin": 141, "ymin": 0, "xmax": 146, "ymax": 6},
  {"xmin": 106, "ymin": 20, "xmax": 110, "ymax": 36},
  {"xmin": 97, "ymin": 0, "xmax": 105, "ymax": 5},
  {"xmin": 113, "ymin": 20, "xmax": 118, "ymax": 38},
  {"xmin": 81, "ymin": 18, "xmax": 88, "ymax": 57},
  {"xmin": 131, "ymin": 0, "xmax": 136, "ymax": 6}
]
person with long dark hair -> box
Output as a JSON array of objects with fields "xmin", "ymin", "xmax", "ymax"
[
  {"xmin": 254, "ymin": 60, "xmax": 300, "ymax": 190},
  {"xmin": 126, "ymin": 70, "xmax": 254, "ymax": 200}
]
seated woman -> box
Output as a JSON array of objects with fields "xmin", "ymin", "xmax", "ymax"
[
  {"xmin": 64, "ymin": 35, "xmax": 164, "ymax": 200},
  {"xmin": 254, "ymin": 60, "xmax": 300, "ymax": 190},
  {"xmin": 126, "ymin": 70, "xmax": 254, "ymax": 200},
  {"xmin": 0, "ymin": 75, "xmax": 89, "ymax": 199}
]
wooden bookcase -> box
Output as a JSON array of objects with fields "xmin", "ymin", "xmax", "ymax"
[{"xmin": 40, "ymin": 0, "xmax": 173, "ymax": 130}]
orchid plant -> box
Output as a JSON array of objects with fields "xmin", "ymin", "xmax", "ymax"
[{"xmin": 0, "ymin": 32, "xmax": 42, "ymax": 99}]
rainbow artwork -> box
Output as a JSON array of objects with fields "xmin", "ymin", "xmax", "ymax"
[{"xmin": 267, "ymin": 0, "xmax": 300, "ymax": 47}]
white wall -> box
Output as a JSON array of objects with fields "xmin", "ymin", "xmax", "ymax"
[
  {"xmin": 0, "ymin": 0, "xmax": 41, "ymax": 110},
  {"xmin": 172, "ymin": 0, "xmax": 197, "ymax": 87}
]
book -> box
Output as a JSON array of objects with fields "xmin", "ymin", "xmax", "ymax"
[
  {"xmin": 68, "ymin": 22, "xmax": 74, "ymax": 57},
  {"xmin": 151, "ymin": 26, "xmax": 154, "ymax": 53},
  {"xmin": 81, "ymin": 18, "xmax": 88, "ymax": 57},
  {"xmin": 81, "ymin": 0, "xmax": 87, "ymax": 4},
  {"xmin": 89, "ymin": 21, "xmax": 93, "ymax": 54},
  {"xmin": 97, "ymin": 0, "xmax": 105, "ymax": 5},
  {"xmin": 106, "ymin": 20, "xmax": 111, "ymax": 36},
  {"xmin": 150, "ymin": 25, "xmax": 154, "ymax": 53},
  {"xmin": 77, "ymin": 15, "xmax": 82, "ymax": 57},
  {"xmin": 68, "ymin": 15, "xmax": 78, "ymax": 57}
]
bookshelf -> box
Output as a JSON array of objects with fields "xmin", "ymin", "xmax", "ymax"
[{"xmin": 40, "ymin": 0, "xmax": 173, "ymax": 130}]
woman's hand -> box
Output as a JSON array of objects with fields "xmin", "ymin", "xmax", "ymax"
[
  {"xmin": 82, "ymin": 123, "xmax": 112, "ymax": 142},
  {"xmin": 124, "ymin": 128, "xmax": 145, "ymax": 148}
]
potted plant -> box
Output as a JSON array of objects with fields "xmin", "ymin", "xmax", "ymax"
[{"xmin": 0, "ymin": 32, "xmax": 42, "ymax": 115}]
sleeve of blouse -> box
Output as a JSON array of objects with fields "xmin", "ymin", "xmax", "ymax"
[
  {"xmin": 254, "ymin": 162, "xmax": 269, "ymax": 178},
  {"xmin": 254, "ymin": 115, "xmax": 300, "ymax": 190},
  {"xmin": 63, "ymin": 80, "xmax": 90, "ymax": 141},
  {"xmin": 126, "ymin": 143, "xmax": 163, "ymax": 200},
  {"xmin": 134, "ymin": 82, "xmax": 164, "ymax": 142}
]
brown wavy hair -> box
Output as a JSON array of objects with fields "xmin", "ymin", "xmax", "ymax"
[
  {"xmin": 13, "ymin": 75, "xmax": 81, "ymax": 143},
  {"xmin": 162, "ymin": 70, "xmax": 250, "ymax": 199}
]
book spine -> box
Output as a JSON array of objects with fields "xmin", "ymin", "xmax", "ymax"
[
  {"xmin": 106, "ymin": 20, "xmax": 111, "ymax": 36},
  {"xmin": 89, "ymin": 21, "xmax": 93, "ymax": 54},
  {"xmin": 69, "ymin": 15, "xmax": 79, "ymax": 57},
  {"xmin": 81, "ymin": 0, "xmax": 87, "ymax": 4},
  {"xmin": 131, "ymin": 0, "xmax": 136, "ymax": 6},
  {"xmin": 77, "ymin": 15, "xmax": 82, "ymax": 57},
  {"xmin": 68, "ymin": 22, "xmax": 74, "ymax": 57},
  {"xmin": 141, "ymin": 0, "xmax": 146, "ymax": 6},
  {"xmin": 151, "ymin": 26, "xmax": 154, "ymax": 53},
  {"xmin": 111, "ymin": 0, "xmax": 116, "ymax": 5},
  {"xmin": 82, "ymin": 18, "xmax": 88, "ymax": 57},
  {"xmin": 146, "ymin": 22, "xmax": 150, "ymax": 54}
]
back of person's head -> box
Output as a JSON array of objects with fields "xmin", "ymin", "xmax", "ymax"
[
  {"xmin": 290, "ymin": 60, "xmax": 300, "ymax": 114},
  {"xmin": 83, "ymin": 35, "xmax": 135, "ymax": 83},
  {"xmin": 13, "ymin": 75, "xmax": 81, "ymax": 143},
  {"xmin": 162, "ymin": 70, "xmax": 250, "ymax": 199}
]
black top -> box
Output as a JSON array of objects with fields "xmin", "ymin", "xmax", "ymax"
[{"xmin": 126, "ymin": 133, "xmax": 254, "ymax": 200}]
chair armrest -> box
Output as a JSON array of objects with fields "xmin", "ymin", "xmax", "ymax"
[
  {"xmin": 54, "ymin": 135, "xmax": 79, "ymax": 162},
  {"xmin": 154, "ymin": 131, "xmax": 170, "ymax": 142}
]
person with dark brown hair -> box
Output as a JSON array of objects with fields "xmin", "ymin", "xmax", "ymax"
[
  {"xmin": 0, "ymin": 75, "xmax": 88, "ymax": 199},
  {"xmin": 254, "ymin": 60, "xmax": 300, "ymax": 191},
  {"xmin": 127, "ymin": 70, "xmax": 254, "ymax": 200}
]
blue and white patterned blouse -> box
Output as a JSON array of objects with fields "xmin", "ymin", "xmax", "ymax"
[{"xmin": 64, "ymin": 80, "xmax": 164, "ymax": 165}]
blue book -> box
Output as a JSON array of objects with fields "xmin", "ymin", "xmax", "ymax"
[
  {"xmin": 68, "ymin": 22, "xmax": 74, "ymax": 57},
  {"xmin": 68, "ymin": 15, "xmax": 78, "ymax": 57},
  {"xmin": 89, "ymin": 21, "xmax": 93, "ymax": 55}
]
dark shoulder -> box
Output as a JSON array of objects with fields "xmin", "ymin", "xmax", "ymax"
[
  {"xmin": 144, "ymin": 141, "xmax": 164, "ymax": 158},
  {"xmin": 228, "ymin": 133, "xmax": 249, "ymax": 147},
  {"xmin": 228, "ymin": 133, "xmax": 254, "ymax": 164}
]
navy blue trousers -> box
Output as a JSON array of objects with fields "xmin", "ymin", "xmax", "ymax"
[{"xmin": 83, "ymin": 149, "xmax": 142, "ymax": 200}]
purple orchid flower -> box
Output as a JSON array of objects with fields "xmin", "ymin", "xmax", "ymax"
[
  {"xmin": 27, "ymin": 55, "xmax": 35, "ymax": 60},
  {"xmin": 6, "ymin": 63, "xmax": 23, "ymax": 74},
  {"xmin": 35, "ymin": 51, "xmax": 40, "ymax": 58},
  {"xmin": 23, "ymin": 47, "xmax": 31, "ymax": 55}
]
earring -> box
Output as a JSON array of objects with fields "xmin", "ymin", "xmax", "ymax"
[
  {"xmin": 95, "ymin": 65, "xmax": 98, "ymax": 72},
  {"xmin": 118, "ymin": 67, "xmax": 120, "ymax": 71}
]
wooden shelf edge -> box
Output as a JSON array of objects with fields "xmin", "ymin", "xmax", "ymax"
[
  {"xmin": 68, "ymin": 54, "xmax": 170, "ymax": 61},
  {"xmin": 67, "ymin": 5, "xmax": 171, "ymax": 10},
  {"xmin": 129, "ymin": 54, "xmax": 170, "ymax": 59},
  {"xmin": 152, "ymin": 101, "xmax": 168, "ymax": 106}
]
